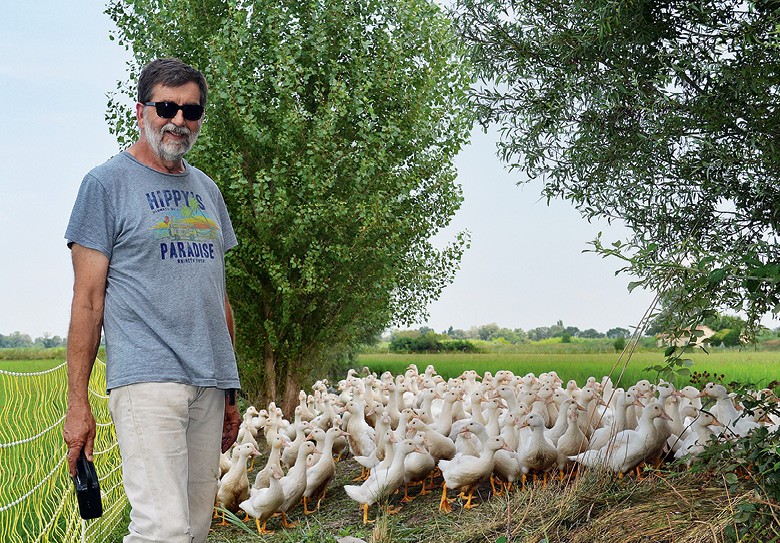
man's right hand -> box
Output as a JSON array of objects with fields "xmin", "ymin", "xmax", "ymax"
[{"xmin": 63, "ymin": 400, "xmax": 96, "ymax": 477}]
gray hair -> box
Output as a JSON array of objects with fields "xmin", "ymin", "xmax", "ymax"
[{"xmin": 137, "ymin": 58, "xmax": 208, "ymax": 105}]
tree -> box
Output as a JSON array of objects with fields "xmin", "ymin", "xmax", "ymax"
[
  {"xmin": 34, "ymin": 334, "xmax": 66, "ymax": 349},
  {"xmin": 0, "ymin": 332, "xmax": 34, "ymax": 349},
  {"xmin": 527, "ymin": 326, "xmax": 551, "ymax": 341},
  {"xmin": 476, "ymin": 322, "xmax": 500, "ymax": 340},
  {"xmin": 106, "ymin": 0, "xmax": 473, "ymax": 413},
  {"xmin": 606, "ymin": 327, "xmax": 631, "ymax": 339},
  {"xmin": 703, "ymin": 313, "xmax": 748, "ymax": 332},
  {"xmin": 453, "ymin": 0, "xmax": 780, "ymax": 338}
]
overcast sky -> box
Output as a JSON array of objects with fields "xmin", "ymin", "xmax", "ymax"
[{"xmin": 0, "ymin": 1, "xmax": 668, "ymax": 340}]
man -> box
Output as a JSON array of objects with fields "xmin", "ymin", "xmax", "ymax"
[{"xmin": 63, "ymin": 58, "xmax": 241, "ymax": 543}]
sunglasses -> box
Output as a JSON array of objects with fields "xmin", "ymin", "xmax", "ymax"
[{"xmin": 144, "ymin": 101, "xmax": 205, "ymax": 121}]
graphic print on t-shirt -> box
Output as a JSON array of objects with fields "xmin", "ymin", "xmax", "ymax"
[{"xmin": 146, "ymin": 188, "xmax": 221, "ymax": 264}]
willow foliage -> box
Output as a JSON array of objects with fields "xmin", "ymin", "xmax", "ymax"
[{"xmin": 454, "ymin": 0, "xmax": 780, "ymax": 336}]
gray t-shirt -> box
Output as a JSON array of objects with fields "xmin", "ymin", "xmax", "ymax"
[{"xmin": 66, "ymin": 151, "xmax": 240, "ymax": 391}]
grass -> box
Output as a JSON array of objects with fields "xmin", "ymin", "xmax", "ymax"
[
  {"xmin": 0, "ymin": 359, "xmax": 64, "ymax": 409},
  {"xmin": 203, "ymin": 347, "xmax": 779, "ymax": 543},
  {"xmin": 0, "ymin": 347, "xmax": 66, "ymax": 360},
  {"xmin": 357, "ymin": 350, "xmax": 780, "ymax": 390},
  {"xmin": 203, "ymin": 443, "xmax": 768, "ymax": 543},
  {"xmin": 0, "ymin": 359, "xmax": 64, "ymax": 372},
  {"xmin": 5, "ymin": 348, "xmax": 778, "ymax": 542}
]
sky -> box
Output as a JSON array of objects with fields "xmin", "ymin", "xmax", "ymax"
[{"xmin": 0, "ymin": 1, "xmax": 664, "ymax": 340}]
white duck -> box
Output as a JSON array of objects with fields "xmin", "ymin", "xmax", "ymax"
[
  {"xmin": 280, "ymin": 410, "xmax": 309, "ymax": 468},
  {"xmin": 354, "ymin": 429, "xmax": 395, "ymax": 479},
  {"xmin": 304, "ymin": 427, "xmax": 346, "ymax": 514},
  {"xmin": 239, "ymin": 466, "xmax": 285, "ymax": 535},
  {"xmin": 588, "ymin": 390, "xmax": 643, "ymax": 451},
  {"xmin": 545, "ymin": 397, "xmax": 580, "ymax": 446},
  {"xmin": 516, "ymin": 412, "xmax": 558, "ymax": 485},
  {"xmin": 429, "ymin": 388, "xmax": 462, "ymax": 436},
  {"xmin": 701, "ymin": 382, "xmax": 760, "ymax": 437},
  {"xmin": 555, "ymin": 403, "xmax": 590, "ymax": 473},
  {"xmin": 673, "ymin": 409, "xmax": 723, "ymax": 465},
  {"xmin": 401, "ymin": 431, "xmax": 437, "ymax": 502},
  {"xmin": 344, "ymin": 438, "xmax": 422, "ymax": 524},
  {"xmin": 344, "ymin": 399, "xmax": 377, "ymax": 478},
  {"xmin": 253, "ymin": 435, "xmax": 285, "ymax": 490},
  {"xmin": 570, "ymin": 402, "xmax": 672, "ymax": 476},
  {"xmin": 218, "ymin": 447, "xmax": 234, "ymax": 478},
  {"xmin": 438, "ymin": 435, "xmax": 510, "ymax": 512},
  {"xmin": 492, "ymin": 419, "xmax": 522, "ymax": 494},
  {"xmin": 277, "ymin": 440, "xmax": 319, "ymax": 528},
  {"xmin": 216, "ymin": 442, "xmax": 261, "ymax": 522},
  {"xmin": 407, "ymin": 418, "xmax": 456, "ymax": 463}
]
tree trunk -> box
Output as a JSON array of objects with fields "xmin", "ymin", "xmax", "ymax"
[
  {"xmin": 281, "ymin": 370, "xmax": 301, "ymax": 420},
  {"xmin": 263, "ymin": 341, "xmax": 277, "ymax": 406}
]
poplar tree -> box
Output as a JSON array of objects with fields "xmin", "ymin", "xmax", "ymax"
[{"xmin": 106, "ymin": 0, "xmax": 473, "ymax": 411}]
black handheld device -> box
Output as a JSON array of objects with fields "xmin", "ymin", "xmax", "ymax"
[{"xmin": 72, "ymin": 450, "xmax": 103, "ymax": 519}]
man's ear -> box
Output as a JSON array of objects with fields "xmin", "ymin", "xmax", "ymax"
[{"xmin": 135, "ymin": 102, "xmax": 146, "ymax": 131}]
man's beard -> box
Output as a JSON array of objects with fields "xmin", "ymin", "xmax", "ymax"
[{"xmin": 144, "ymin": 122, "xmax": 199, "ymax": 163}]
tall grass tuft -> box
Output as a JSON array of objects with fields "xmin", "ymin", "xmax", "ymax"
[{"xmin": 461, "ymin": 470, "xmax": 743, "ymax": 543}]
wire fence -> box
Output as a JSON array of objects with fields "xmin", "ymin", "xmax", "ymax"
[{"xmin": 0, "ymin": 359, "xmax": 127, "ymax": 542}]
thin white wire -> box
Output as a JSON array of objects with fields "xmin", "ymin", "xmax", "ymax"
[
  {"xmin": 0, "ymin": 361, "xmax": 66, "ymax": 376},
  {"xmin": 0, "ymin": 415, "xmax": 65, "ymax": 448},
  {"xmin": 32, "ymin": 477, "xmax": 71, "ymax": 543},
  {"xmin": 0, "ymin": 455, "xmax": 67, "ymax": 513},
  {"xmin": 0, "ymin": 356, "xmax": 124, "ymax": 542},
  {"xmin": 88, "ymin": 386, "xmax": 109, "ymax": 399}
]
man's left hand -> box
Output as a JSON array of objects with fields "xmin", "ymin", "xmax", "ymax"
[{"xmin": 221, "ymin": 397, "xmax": 240, "ymax": 453}]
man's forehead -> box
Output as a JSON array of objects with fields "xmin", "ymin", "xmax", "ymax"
[{"xmin": 150, "ymin": 82, "xmax": 201, "ymax": 102}]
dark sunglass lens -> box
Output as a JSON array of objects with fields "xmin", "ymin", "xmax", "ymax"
[
  {"xmin": 149, "ymin": 101, "xmax": 203, "ymax": 120},
  {"xmin": 181, "ymin": 104, "xmax": 204, "ymax": 121},
  {"xmin": 155, "ymin": 102, "xmax": 179, "ymax": 118}
]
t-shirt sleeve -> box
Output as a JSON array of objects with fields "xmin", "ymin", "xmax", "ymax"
[
  {"xmin": 217, "ymin": 191, "xmax": 238, "ymax": 253},
  {"xmin": 65, "ymin": 173, "xmax": 115, "ymax": 259}
]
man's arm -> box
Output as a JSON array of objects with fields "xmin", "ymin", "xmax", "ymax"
[
  {"xmin": 63, "ymin": 243, "xmax": 108, "ymax": 476},
  {"xmin": 222, "ymin": 293, "xmax": 240, "ymax": 452},
  {"xmin": 225, "ymin": 295, "xmax": 235, "ymax": 345}
]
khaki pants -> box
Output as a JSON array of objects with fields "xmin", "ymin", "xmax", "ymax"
[{"xmin": 109, "ymin": 383, "xmax": 224, "ymax": 543}]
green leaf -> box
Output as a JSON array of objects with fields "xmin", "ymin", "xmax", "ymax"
[
  {"xmin": 708, "ymin": 268, "xmax": 728, "ymax": 284},
  {"xmin": 627, "ymin": 280, "xmax": 644, "ymax": 293}
]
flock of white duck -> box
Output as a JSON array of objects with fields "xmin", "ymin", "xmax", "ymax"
[{"xmin": 214, "ymin": 365, "xmax": 780, "ymax": 532}]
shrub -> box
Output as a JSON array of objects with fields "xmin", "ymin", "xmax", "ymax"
[
  {"xmin": 389, "ymin": 332, "xmax": 446, "ymax": 353},
  {"xmin": 441, "ymin": 339, "xmax": 478, "ymax": 353}
]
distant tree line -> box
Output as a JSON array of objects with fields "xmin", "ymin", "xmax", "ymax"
[
  {"xmin": 0, "ymin": 332, "xmax": 66, "ymax": 349},
  {"xmin": 388, "ymin": 313, "xmax": 774, "ymax": 353},
  {"xmin": 4, "ymin": 311, "xmax": 765, "ymax": 353},
  {"xmin": 434, "ymin": 320, "xmax": 632, "ymax": 344},
  {"xmin": 388, "ymin": 320, "xmax": 633, "ymax": 353}
]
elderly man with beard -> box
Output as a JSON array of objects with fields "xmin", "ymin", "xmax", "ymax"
[{"xmin": 63, "ymin": 58, "xmax": 241, "ymax": 543}]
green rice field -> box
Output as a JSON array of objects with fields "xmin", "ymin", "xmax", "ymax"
[
  {"xmin": 5, "ymin": 351, "xmax": 779, "ymax": 391},
  {"xmin": 0, "ymin": 359, "xmax": 64, "ymax": 372},
  {"xmin": 357, "ymin": 350, "xmax": 780, "ymax": 390}
]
